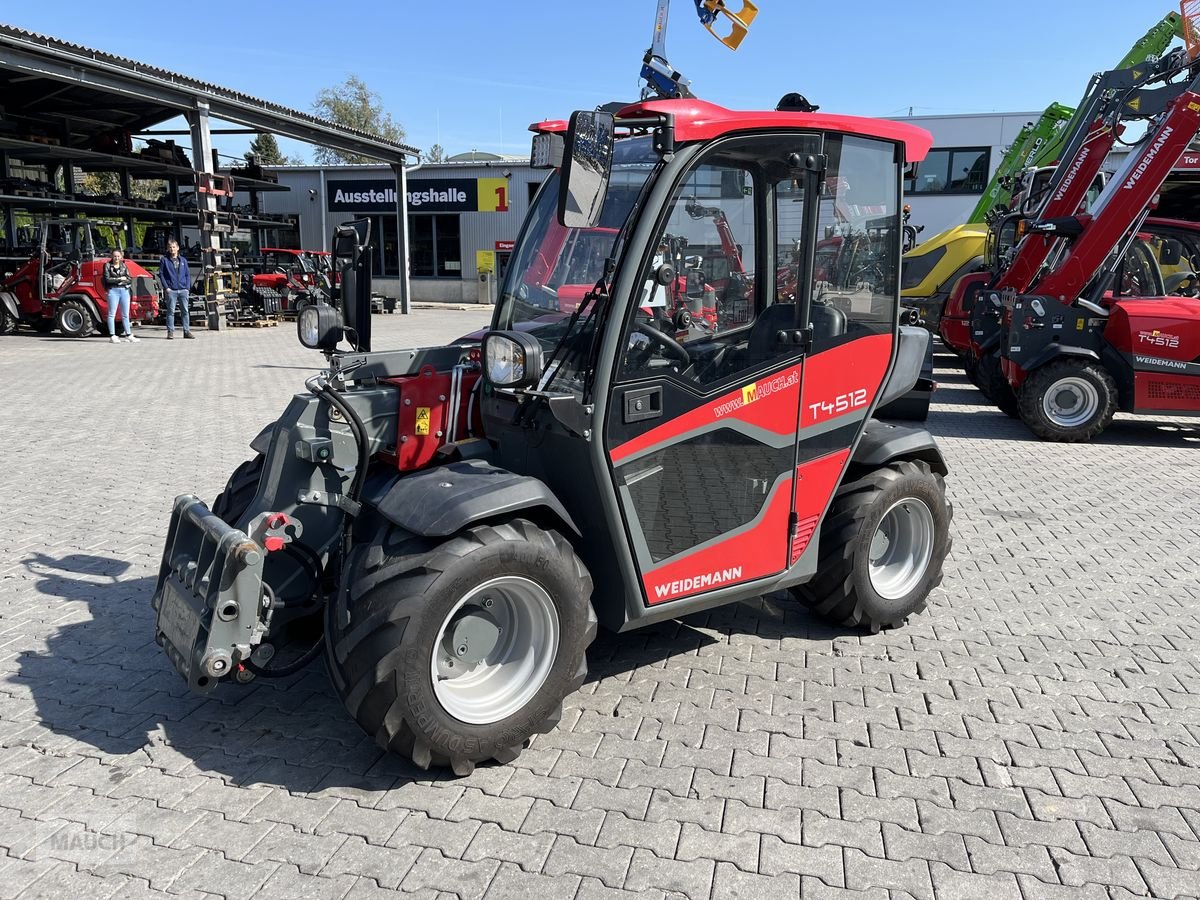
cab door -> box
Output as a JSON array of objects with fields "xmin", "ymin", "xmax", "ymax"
[
  {"xmin": 605, "ymin": 132, "xmax": 905, "ymax": 608},
  {"xmin": 604, "ymin": 134, "xmax": 815, "ymax": 606}
]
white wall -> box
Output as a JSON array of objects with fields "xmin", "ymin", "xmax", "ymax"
[{"xmin": 892, "ymin": 112, "xmax": 1042, "ymax": 238}]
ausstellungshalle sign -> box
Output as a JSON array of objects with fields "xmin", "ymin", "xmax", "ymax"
[{"xmin": 327, "ymin": 178, "xmax": 479, "ymax": 213}]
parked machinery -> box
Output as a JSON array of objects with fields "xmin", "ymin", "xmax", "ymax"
[
  {"xmin": 0, "ymin": 219, "xmax": 160, "ymax": 338},
  {"xmin": 900, "ymin": 10, "xmax": 1188, "ymax": 335},
  {"xmin": 963, "ymin": 27, "xmax": 1200, "ymax": 441}
]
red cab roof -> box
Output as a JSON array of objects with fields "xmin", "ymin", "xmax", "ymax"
[
  {"xmin": 619, "ymin": 99, "xmax": 933, "ymax": 162},
  {"xmin": 530, "ymin": 100, "xmax": 933, "ymax": 162}
]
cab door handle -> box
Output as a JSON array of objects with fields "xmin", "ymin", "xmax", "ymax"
[{"xmin": 623, "ymin": 386, "xmax": 662, "ymax": 423}]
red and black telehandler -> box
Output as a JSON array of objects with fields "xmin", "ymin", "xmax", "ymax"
[{"xmin": 152, "ymin": 95, "xmax": 953, "ymax": 774}]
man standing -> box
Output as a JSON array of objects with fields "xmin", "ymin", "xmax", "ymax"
[{"xmin": 159, "ymin": 237, "xmax": 193, "ymax": 340}]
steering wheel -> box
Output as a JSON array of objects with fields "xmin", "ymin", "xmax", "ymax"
[
  {"xmin": 634, "ymin": 321, "xmax": 690, "ymax": 366},
  {"xmin": 1164, "ymin": 271, "xmax": 1199, "ymax": 296}
]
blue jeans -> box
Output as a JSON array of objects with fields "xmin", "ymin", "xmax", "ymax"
[
  {"xmin": 166, "ymin": 289, "xmax": 190, "ymax": 334},
  {"xmin": 106, "ymin": 287, "xmax": 131, "ymax": 336}
]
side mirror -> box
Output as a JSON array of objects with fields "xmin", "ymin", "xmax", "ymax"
[
  {"xmin": 482, "ymin": 330, "xmax": 544, "ymax": 389},
  {"xmin": 558, "ymin": 110, "xmax": 614, "ymax": 229}
]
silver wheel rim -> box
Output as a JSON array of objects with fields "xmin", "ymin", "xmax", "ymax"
[
  {"xmin": 1042, "ymin": 376, "xmax": 1099, "ymax": 428},
  {"xmin": 869, "ymin": 498, "xmax": 936, "ymax": 600},
  {"xmin": 61, "ymin": 307, "xmax": 84, "ymax": 333},
  {"xmin": 431, "ymin": 575, "xmax": 560, "ymax": 725}
]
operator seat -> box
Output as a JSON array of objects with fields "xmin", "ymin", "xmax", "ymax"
[{"xmin": 746, "ymin": 302, "xmax": 847, "ymax": 364}]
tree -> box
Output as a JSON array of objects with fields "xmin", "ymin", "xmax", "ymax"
[
  {"xmin": 312, "ymin": 75, "xmax": 406, "ymax": 165},
  {"xmin": 424, "ymin": 143, "xmax": 446, "ymax": 164},
  {"xmin": 245, "ymin": 133, "xmax": 301, "ymax": 166}
]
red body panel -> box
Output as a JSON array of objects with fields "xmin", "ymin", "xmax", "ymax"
[
  {"xmin": 800, "ymin": 333, "xmax": 893, "ymax": 428},
  {"xmin": 383, "ymin": 365, "xmax": 482, "ymax": 472},
  {"xmin": 1134, "ymin": 371, "xmax": 1200, "ymax": 410},
  {"xmin": 1106, "ymin": 297, "xmax": 1200, "ymax": 359},
  {"xmin": 790, "ymin": 450, "xmax": 852, "ymax": 564},
  {"xmin": 941, "ymin": 271, "xmax": 990, "ymax": 355}
]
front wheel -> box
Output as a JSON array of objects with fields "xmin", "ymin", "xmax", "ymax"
[
  {"xmin": 1018, "ymin": 359, "xmax": 1116, "ymax": 442},
  {"xmin": 55, "ymin": 299, "xmax": 95, "ymax": 338},
  {"xmin": 327, "ymin": 518, "xmax": 596, "ymax": 775},
  {"xmin": 792, "ymin": 460, "xmax": 952, "ymax": 632},
  {"xmin": 977, "ymin": 351, "xmax": 1019, "ymax": 418}
]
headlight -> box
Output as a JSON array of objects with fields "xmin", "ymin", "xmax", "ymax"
[
  {"xmin": 297, "ymin": 304, "xmax": 344, "ymax": 351},
  {"xmin": 482, "ymin": 330, "xmax": 544, "ymax": 389}
]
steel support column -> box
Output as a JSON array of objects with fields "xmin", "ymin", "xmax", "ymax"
[
  {"xmin": 392, "ymin": 163, "xmax": 411, "ymax": 315},
  {"xmin": 189, "ymin": 100, "xmax": 227, "ymax": 330}
]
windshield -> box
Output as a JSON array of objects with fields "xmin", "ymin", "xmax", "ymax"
[{"xmin": 494, "ymin": 135, "xmax": 659, "ymax": 391}]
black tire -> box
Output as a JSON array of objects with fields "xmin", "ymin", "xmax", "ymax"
[
  {"xmin": 977, "ymin": 351, "xmax": 1019, "ymax": 418},
  {"xmin": 1017, "ymin": 359, "xmax": 1117, "ymax": 443},
  {"xmin": 0, "ymin": 306, "xmax": 16, "ymax": 336},
  {"xmin": 212, "ymin": 455, "xmax": 264, "ymax": 525},
  {"xmin": 963, "ymin": 353, "xmax": 987, "ymax": 395},
  {"xmin": 792, "ymin": 460, "xmax": 952, "ymax": 633},
  {"xmin": 55, "ymin": 298, "xmax": 95, "ymax": 338},
  {"xmin": 327, "ymin": 517, "xmax": 596, "ymax": 776}
]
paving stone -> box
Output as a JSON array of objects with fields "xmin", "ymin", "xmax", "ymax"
[
  {"xmin": 462, "ymin": 822, "xmax": 554, "ymax": 872},
  {"xmin": 711, "ymin": 861, "xmax": 799, "ymax": 899},
  {"xmin": 400, "ymin": 848, "xmax": 499, "ymax": 900},
  {"xmin": 542, "ymin": 835, "xmax": 632, "ymax": 889},
  {"xmin": 623, "ymin": 847, "xmax": 714, "ymax": 897},
  {"xmin": 483, "ymin": 863, "xmax": 581, "ymax": 900},
  {"xmin": 842, "ymin": 848, "xmax": 934, "ymax": 900},
  {"xmin": 594, "ymin": 812, "xmax": 680, "ymax": 857},
  {"xmin": 676, "ymin": 822, "xmax": 757, "ymax": 872},
  {"xmin": 319, "ymin": 835, "xmax": 420, "ymax": 889},
  {"xmin": 387, "ymin": 812, "xmax": 480, "ymax": 858}
]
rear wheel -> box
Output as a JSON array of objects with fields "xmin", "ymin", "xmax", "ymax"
[
  {"xmin": 55, "ymin": 299, "xmax": 94, "ymax": 338},
  {"xmin": 1018, "ymin": 359, "xmax": 1117, "ymax": 442},
  {"xmin": 0, "ymin": 306, "xmax": 15, "ymax": 335},
  {"xmin": 792, "ymin": 460, "xmax": 952, "ymax": 632},
  {"xmin": 977, "ymin": 351, "xmax": 1019, "ymax": 418},
  {"xmin": 327, "ymin": 517, "xmax": 596, "ymax": 775}
]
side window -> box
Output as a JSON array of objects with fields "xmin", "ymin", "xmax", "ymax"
[
  {"xmin": 619, "ymin": 134, "xmax": 819, "ymax": 389},
  {"xmin": 806, "ymin": 135, "xmax": 899, "ymax": 353}
]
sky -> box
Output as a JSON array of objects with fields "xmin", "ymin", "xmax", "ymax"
[{"xmin": 2, "ymin": 1, "xmax": 1185, "ymax": 163}]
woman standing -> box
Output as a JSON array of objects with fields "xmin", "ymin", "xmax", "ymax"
[{"xmin": 103, "ymin": 248, "xmax": 138, "ymax": 343}]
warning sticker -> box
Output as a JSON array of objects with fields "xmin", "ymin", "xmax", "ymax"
[{"xmin": 415, "ymin": 407, "xmax": 431, "ymax": 435}]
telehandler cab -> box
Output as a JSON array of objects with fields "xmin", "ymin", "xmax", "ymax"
[{"xmin": 152, "ymin": 98, "xmax": 953, "ymax": 774}]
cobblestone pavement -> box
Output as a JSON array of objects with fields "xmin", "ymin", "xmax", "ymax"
[{"xmin": 2, "ymin": 311, "xmax": 1200, "ymax": 899}]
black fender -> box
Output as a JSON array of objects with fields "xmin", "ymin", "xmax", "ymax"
[
  {"xmin": 851, "ymin": 420, "xmax": 947, "ymax": 477},
  {"xmin": 1019, "ymin": 342, "xmax": 1100, "ymax": 377},
  {"xmin": 876, "ymin": 326, "xmax": 931, "ymax": 409},
  {"xmin": 249, "ymin": 422, "xmax": 275, "ymax": 455},
  {"xmin": 0, "ymin": 290, "xmax": 18, "ymax": 320},
  {"xmin": 366, "ymin": 459, "xmax": 580, "ymax": 538},
  {"xmin": 61, "ymin": 293, "xmax": 102, "ymax": 325}
]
